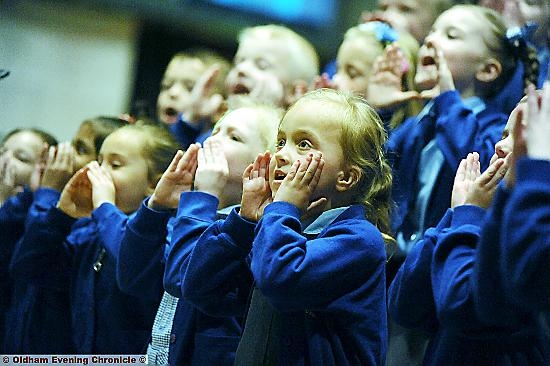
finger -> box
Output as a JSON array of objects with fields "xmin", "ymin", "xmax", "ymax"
[
  {"xmin": 252, "ymin": 153, "xmax": 262, "ymax": 179},
  {"xmin": 541, "ymin": 80, "xmax": 550, "ymax": 118},
  {"xmin": 309, "ymin": 155, "xmax": 324, "ymax": 190},
  {"xmin": 260, "ymin": 151, "xmax": 270, "ymax": 181},
  {"xmin": 478, "ymin": 158, "xmax": 504, "ymax": 186},
  {"xmin": 197, "ymin": 147, "xmax": 206, "ymax": 168},
  {"xmin": 302, "ymin": 152, "xmax": 321, "ymax": 184},
  {"xmin": 454, "ymin": 159, "xmax": 467, "ymax": 183},
  {"xmin": 169, "ymin": 150, "xmax": 184, "ymax": 173},
  {"xmin": 490, "ymin": 158, "xmax": 508, "ymax": 186},
  {"xmin": 285, "ymin": 160, "xmax": 300, "ymax": 182},
  {"xmin": 295, "ymin": 154, "xmax": 313, "ymax": 181},
  {"xmin": 242, "ymin": 163, "xmax": 254, "ymax": 181},
  {"xmin": 513, "ymin": 108, "xmax": 528, "ymax": 157},
  {"xmin": 46, "ymin": 145, "xmax": 56, "ymax": 167}
]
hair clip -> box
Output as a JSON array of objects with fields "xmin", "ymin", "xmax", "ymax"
[
  {"xmin": 0, "ymin": 69, "xmax": 10, "ymax": 80},
  {"xmin": 359, "ymin": 21, "xmax": 399, "ymax": 46}
]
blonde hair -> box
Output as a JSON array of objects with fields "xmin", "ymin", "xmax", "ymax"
[
  {"xmin": 113, "ymin": 122, "xmax": 180, "ymax": 184},
  {"xmin": 289, "ymin": 89, "xmax": 394, "ymax": 241},
  {"xmin": 214, "ymin": 101, "xmax": 283, "ymax": 151},
  {"xmin": 238, "ymin": 24, "xmax": 319, "ymax": 85},
  {"xmin": 169, "ymin": 48, "xmax": 231, "ymax": 96},
  {"xmin": 455, "ymin": 5, "xmax": 539, "ymax": 96},
  {"xmin": 343, "ymin": 22, "xmax": 422, "ymax": 129}
]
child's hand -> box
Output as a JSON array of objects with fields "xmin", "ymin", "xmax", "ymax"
[
  {"xmin": 40, "ymin": 142, "xmax": 76, "ymax": 192},
  {"xmin": 451, "ymin": 152, "xmax": 479, "ymax": 208},
  {"xmin": 186, "ymin": 65, "xmax": 224, "ymax": 126},
  {"xmin": 57, "ymin": 167, "xmax": 93, "ymax": 218},
  {"xmin": 273, "ymin": 152, "xmax": 325, "ymax": 214},
  {"xmin": 367, "ymin": 45, "xmax": 420, "ymax": 109},
  {"xmin": 86, "ymin": 161, "xmax": 116, "ymax": 209},
  {"xmin": 417, "ymin": 43, "xmax": 455, "ymax": 100},
  {"xmin": 194, "ymin": 139, "xmax": 228, "ymax": 199},
  {"xmin": 312, "ymin": 73, "xmax": 337, "ymax": 90},
  {"xmin": 526, "ymin": 81, "xmax": 550, "ymax": 161},
  {"xmin": 466, "ymin": 155, "xmax": 508, "ymax": 209},
  {"xmin": 240, "ymin": 152, "xmax": 272, "ymax": 221},
  {"xmin": 505, "ymin": 106, "xmax": 527, "ymax": 189},
  {"xmin": 249, "ymin": 72, "xmax": 285, "ymax": 106},
  {"xmin": 149, "ymin": 144, "xmax": 200, "ymax": 210},
  {"xmin": 0, "ymin": 153, "xmax": 18, "ymax": 200}
]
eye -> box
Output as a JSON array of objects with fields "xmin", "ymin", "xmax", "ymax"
[
  {"xmin": 14, "ymin": 152, "xmax": 32, "ymax": 164},
  {"xmin": 110, "ymin": 160, "xmax": 122, "ymax": 169},
  {"xmin": 183, "ymin": 81, "xmax": 194, "ymax": 92},
  {"xmin": 297, "ymin": 140, "xmax": 312, "ymax": 150},
  {"xmin": 256, "ymin": 58, "xmax": 271, "ymax": 70},
  {"xmin": 74, "ymin": 141, "xmax": 90, "ymax": 155},
  {"xmin": 160, "ymin": 80, "xmax": 173, "ymax": 91},
  {"xmin": 397, "ymin": 4, "xmax": 413, "ymax": 13},
  {"xmin": 346, "ymin": 65, "xmax": 362, "ymax": 79},
  {"xmin": 276, "ymin": 138, "xmax": 286, "ymax": 151},
  {"xmin": 230, "ymin": 133, "xmax": 242, "ymax": 142}
]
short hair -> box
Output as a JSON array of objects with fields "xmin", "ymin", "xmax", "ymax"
[
  {"xmin": 80, "ymin": 116, "xmax": 127, "ymax": 156},
  {"xmin": 238, "ymin": 24, "xmax": 320, "ymax": 85},
  {"xmin": 2, "ymin": 127, "xmax": 57, "ymax": 147}
]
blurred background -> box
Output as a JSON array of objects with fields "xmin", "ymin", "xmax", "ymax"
[{"xmin": 0, "ymin": 0, "xmax": 375, "ymax": 141}]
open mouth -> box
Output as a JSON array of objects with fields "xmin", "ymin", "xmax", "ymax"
[
  {"xmin": 232, "ymin": 83, "xmax": 251, "ymax": 95},
  {"xmin": 164, "ymin": 107, "xmax": 178, "ymax": 117},
  {"xmin": 274, "ymin": 170, "xmax": 286, "ymax": 181},
  {"xmin": 420, "ymin": 55, "xmax": 436, "ymax": 67}
]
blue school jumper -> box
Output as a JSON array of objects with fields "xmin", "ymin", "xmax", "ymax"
[
  {"xmin": 387, "ymin": 91, "xmax": 507, "ymax": 254},
  {"xmin": 501, "ymin": 158, "xmax": 550, "ymax": 311},
  {"xmin": 169, "ymin": 113, "xmax": 211, "ymax": 150},
  {"xmin": 184, "ymin": 203, "xmax": 387, "ymax": 366},
  {"xmin": 0, "ymin": 187, "xmax": 33, "ymax": 352},
  {"xmin": 117, "ymin": 193, "xmax": 242, "ymax": 365},
  {"xmin": 6, "ymin": 188, "xmax": 74, "ymax": 354},
  {"xmin": 9, "ymin": 200, "xmax": 158, "ymax": 354},
  {"xmin": 430, "ymin": 203, "xmax": 547, "ymax": 365}
]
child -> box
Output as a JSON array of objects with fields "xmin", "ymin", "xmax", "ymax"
[
  {"xmin": 500, "ymin": 82, "xmax": 550, "ymax": 312},
  {"xmin": 389, "ymin": 95, "xmax": 549, "ymax": 364},
  {"xmin": 9, "ymin": 123, "xmax": 178, "ymax": 354},
  {"xmin": 0, "ymin": 127, "xmax": 56, "ymax": 353},
  {"xmin": 183, "ymin": 89, "xmax": 392, "ymax": 365},
  {"xmin": 0, "ymin": 128, "xmax": 57, "ymax": 205},
  {"xmin": 329, "ymin": 21, "xmax": 421, "ymax": 129},
  {"xmin": 384, "ymin": 4, "xmax": 539, "ymax": 255},
  {"xmin": 225, "ymin": 24, "xmax": 319, "ymax": 109},
  {"xmin": 116, "ymin": 104, "xmax": 281, "ymax": 364},
  {"xmin": 158, "ymin": 49, "xmax": 231, "ymax": 150}
]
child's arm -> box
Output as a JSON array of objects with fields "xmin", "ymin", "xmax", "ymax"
[
  {"xmin": 164, "ymin": 140, "xmax": 227, "ymax": 296},
  {"xmin": 388, "ymin": 211, "xmax": 451, "ymax": 332},
  {"xmin": 501, "ymin": 83, "xmax": 550, "ymax": 310},
  {"xmin": 117, "ymin": 148, "xmax": 198, "ymax": 299},
  {"xmin": 181, "ymin": 153, "xmax": 271, "ymax": 315},
  {"xmin": 431, "ymin": 153, "xmax": 507, "ymax": 329}
]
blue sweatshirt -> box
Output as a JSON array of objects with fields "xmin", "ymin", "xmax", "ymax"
[
  {"xmin": 10, "ymin": 200, "xmax": 158, "ymax": 354},
  {"xmin": 118, "ymin": 193, "xmax": 242, "ymax": 365},
  {"xmin": 430, "ymin": 204, "xmax": 547, "ymax": 365},
  {"xmin": 184, "ymin": 202, "xmax": 387, "ymax": 366},
  {"xmin": 502, "ymin": 158, "xmax": 550, "ymax": 311}
]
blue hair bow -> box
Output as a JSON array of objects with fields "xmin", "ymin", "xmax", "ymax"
[{"xmin": 359, "ymin": 21, "xmax": 399, "ymax": 45}]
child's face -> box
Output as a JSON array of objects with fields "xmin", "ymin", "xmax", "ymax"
[
  {"xmin": 0, "ymin": 131, "xmax": 44, "ymax": 188},
  {"xmin": 97, "ymin": 129, "xmax": 152, "ymax": 213},
  {"xmin": 225, "ymin": 38, "xmax": 290, "ymax": 107},
  {"xmin": 207, "ymin": 108, "xmax": 269, "ymax": 185},
  {"xmin": 492, "ymin": 102, "xmax": 527, "ymax": 162},
  {"xmin": 156, "ymin": 58, "xmax": 206, "ymax": 125},
  {"xmin": 333, "ymin": 36, "xmax": 379, "ymax": 96},
  {"xmin": 270, "ymin": 100, "xmax": 345, "ymax": 200},
  {"xmin": 415, "ymin": 7, "xmax": 489, "ymax": 91},
  {"xmin": 376, "ymin": 0, "xmax": 439, "ymax": 42},
  {"xmin": 72, "ymin": 123, "xmax": 98, "ymax": 171}
]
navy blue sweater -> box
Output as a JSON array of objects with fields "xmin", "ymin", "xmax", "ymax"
[
  {"xmin": 184, "ymin": 202, "xmax": 387, "ymax": 366},
  {"xmin": 10, "ymin": 201, "xmax": 158, "ymax": 354},
  {"xmin": 502, "ymin": 158, "xmax": 550, "ymax": 311}
]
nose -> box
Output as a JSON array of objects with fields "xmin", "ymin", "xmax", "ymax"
[
  {"xmin": 494, "ymin": 138, "xmax": 511, "ymax": 158},
  {"xmin": 167, "ymin": 83, "xmax": 183, "ymax": 99},
  {"xmin": 274, "ymin": 147, "xmax": 290, "ymax": 168}
]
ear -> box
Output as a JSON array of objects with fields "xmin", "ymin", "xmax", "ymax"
[
  {"xmin": 335, "ymin": 165, "xmax": 362, "ymax": 192},
  {"xmin": 476, "ymin": 58, "xmax": 502, "ymax": 83}
]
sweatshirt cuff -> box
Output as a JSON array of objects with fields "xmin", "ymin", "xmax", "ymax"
[
  {"xmin": 451, "ymin": 205, "xmax": 486, "ymax": 228},
  {"xmin": 33, "ymin": 187, "xmax": 61, "ymax": 207},
  {"xmin": 432, "ymin": 90, "xmax": 460, "ymax": 113},
  {"xmin": 130, "ymin": 199, "xmax": 173, "ymax": 236},
  {"xmin": 177, "ymin": 191, "xmax": 219, "ymax": 220},
  {"xmin": 50, "ymin": 206, "xmax": 78, "ymax": 232},
  {"xmin": 220, "ymin": 208, "xmax": 257, "ymax": 252},
  {"xmin": 264, "ymin": 201, "xmax": 301, "ymax": 219}
]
